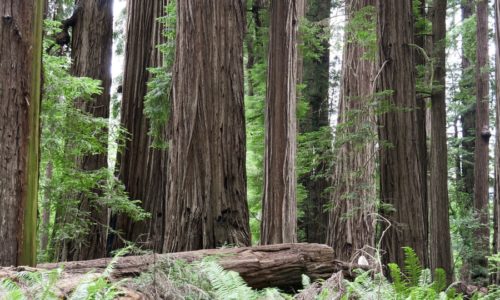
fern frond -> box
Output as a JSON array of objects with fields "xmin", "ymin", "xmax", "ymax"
[
  {"xmin": 0, "ymin": 279, "xmax": 25, "ymax": 300},
  {"xmin": 199, "ymin": 260, "xmax": 254, "ymax": 300},
  {"xmin": 432, "ymin": 268, "xmax": 447, "ymax": 293},
  {"xmin": 388, "ymin": 263, "xmax": 406, "ymax": 296},
  {"xmin": 402, "ymin": 247, "xmax": 422, "ymax": 287}
]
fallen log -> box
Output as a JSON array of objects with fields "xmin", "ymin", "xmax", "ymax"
[{"xmin": 37, "ymin": 243, "xmax": 337, "ymax": 289}]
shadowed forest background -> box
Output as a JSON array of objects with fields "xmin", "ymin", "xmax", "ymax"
[{"xmin": 1, "ymin": 0, "xmax": 500, "ymax": 298}]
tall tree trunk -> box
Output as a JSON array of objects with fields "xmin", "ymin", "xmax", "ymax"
[
  {"xmin": 414, "ymin": 0, "xmax": 429, "ymax": 247},
  {"xmin": 429, "ymin": 0, "xmax": 453, "ymax": 282},
  {"xmin": 493, "ymin": 0, "xmax": 500, "ymax": 284},
  {"xmin": 473, "ymin": 0, "xmax": 491, "ymax": 285},
  {"xmin": 459, "ymin": 0, "xmax": 476, "ymax": 282},
  {"xmin": 112, "ymin": 0, "xmax": 168, "ymax": 253},
  {"xmin": 376, "ymin": 0, "xmax": 428, "ymax": 268},
  {"xmin": 0, "ymin": 0, "xmax": 43, "ymax": 267},
  {"xmin": 460, "ymin": 0, "xmax": 475, "ymax": 199},
  {"xmin": 69, "ymin": 0, "xmax": 114, "ymax": 261},
  {"xmin": 299, "ymin": 0, "xmax": 331, "ymax": 244},
  {"xmin": 261, "ymin": 0, "xmax": 304, "ymax": 245},
  {"xmin": 326, "ymin": 0, "xmax": 376, "ymax": 261},
  {"xmin": 163, "ymin": 0, "xmax": 251, "ymax": 252}
]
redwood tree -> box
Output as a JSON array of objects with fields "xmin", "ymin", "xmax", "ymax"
[
  {"xmin": 260, "ymin": 0, "xmax": 304, "ymax": 245},
  {"xmin": 429, "ymin": 0, "xmax": 453, "ymax": 281},
  {"xmin": 472, "ymin": 0, "xmax": 491, "ymax": 283},
  {"xmin": 0, "ymin": 0, "xmax": 44, "ymax": 266},
  {"xmin": 300, "ymin": 0, "xmax": 332, "ymax": 244},
  {"xmin": 376, "ymin": 0, "xmax": 428, "ymax": 268},
  {"xmin": 493, "ymin": 0, "xmax": 500, "ymax": 284},
  {"xmin": 326, "ymin": 0, "xmax": 376, "ymax": 261},
  {"xmin": 113, "ymin": 0, "xmax": 168, "ymax": 253},
  {"xmin": 68, "ymin": 0, "xmax": 114, "ymax": 260},
  {"xmin": 458, "ymin": 0, "xmax": 476, "ymax": 281},
  {"xmin": 163, "ymin": 0, "xmax": 251, "ymax": 252}
]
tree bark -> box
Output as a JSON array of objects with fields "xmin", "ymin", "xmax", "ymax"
[
  {"xmin": 414, "ymin": 0, "xmax": 429, "ymax": 251},
  {"xmin": 326, "ymin": 0, "xmax": 376, "ymax": 262},
  {"xmin": 460, "ymin": 0, "xmax": 475, "ymax": 199},
  {"xmin": 458, "ymin": 0, "xmax": 476, "ymax": 282},
  {"xmin": 0, "ymin": 0, "xmax": 43, "ymax": 267},
  {"xmin": 33, "ymin": 244, "xmax": 349, "ymax": 289},
  {"xmin": 492, "ymin": 0, "xmax": 500, "ymax": 284},
  {"xmin": 68, "ymin": 0, "xmax": 114, "ymax": 261},
  {"xmin": 376, "ymin": 0, "xmax": 428, "ymax": 268},
  {"xmin": 164, "ymin": 0, "xmax": 251, "ymax": 252},
  {"xmin": 472, "ymin": 0, "xmax": 490, "ymax": 284},
  {"xmin": 493, "ymin": 0, "xmax": 500, "ymax": 285},
  {"xmin": 112, "ymin": 0, "xmax": 168, "ymax": 253},
  {"xmin": 429, "ymin": 0, "xmax": 453, "ymax": 283},
  {"xmin": 299, "ymin": 0, "xmax": 332, "ymax": 244},
  {"xmin": 261, "ymin": 0, "xmax": 304, "ymax": 245}
]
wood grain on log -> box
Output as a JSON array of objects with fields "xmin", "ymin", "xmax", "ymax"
[{"xmin": 37, "ymin": 243, "xmax": 336, "ymax": 289}]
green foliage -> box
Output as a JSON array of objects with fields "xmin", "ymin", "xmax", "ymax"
[
  {"xmin": 299, "ymin": 18, "xmax": 330, "ymax": 61},
  {"xmin": 132, "ymin": 258, "xmax": 288, "ymax": 300},
  {"xmin": 342, "ymin": 249, "xmax": 461, "ymax": 300},
  {"xmin": 345, "ymin": 5, "xmax": 377, "ymax": 60},
  {"xmin": 38, "ymin": 20, "xmax": 149, "ymax": 262},
  {"xmin": 144, "ymin": 1, "xmax": 176, "ymax": 149},
  {"xmin": 412, "ymin": 0, "xmax": 432, "ymax": 37},
  {"xmin": 0, "ymin": 249, "xmax": 130, "ymax": 299},
  {"xmin": 403, "ymin": 247, "xmax": 423, "ymax": 287}
]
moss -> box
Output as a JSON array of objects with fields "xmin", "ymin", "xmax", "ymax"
[{"xmin": 19, "ymin": 0, "xmax": 44, "ymax": 266}]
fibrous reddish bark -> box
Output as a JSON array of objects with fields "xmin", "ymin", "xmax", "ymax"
[
  {"xmin": 113, "ymin": 0, "xmax": 168, "ymax": 253},
  {"xmin": 261, "ymin": 0, "xmax": 304, "ymax": 245},
  {"xmin": 327, "ymin": 0, "xmax": 376, "ymax": 262},
  {"xmin": 493, "ymin": 0, "xmax": 500, "ymax": 284},
  {"xmin": 429, "ymin": 0, "xmax": 453, "ymax": 282},
  {"xmin": 37, "ymin": 244, "xmax": 336, "ymax": 289},
  {"xmin": 472, "ymin": 0, "xmax": 491, "ymax": 283},
  {"xmin": 68, "ymin": 0, "xmax": 114, "ymax": 261},
  {"xmin": 164, "ymin": 0, "xmax": 251, "ymax": 252},
  {"xmin": 0, "ymin": 0, "xmax": 43, "ymax": 267},
  {"xmin": 376, "ymin": 0, "xmax": 428, "ymax": 268}
]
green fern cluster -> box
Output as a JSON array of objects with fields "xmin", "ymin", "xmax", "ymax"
[
  {"xmin": 131, "ymin": 257, "xmax": 289, "ymax": 300},
  {"xmin": 0, "ymin": 268, "xmax": 120, "ymax": 300},
  {"xmin": 0, "ymin": 248, "xmax": 130, "ymax": 300},
  {"xmin": 342, "ymin": 247, "xmax": 461, "ymax": 300}
]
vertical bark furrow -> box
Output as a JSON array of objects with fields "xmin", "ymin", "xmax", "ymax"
[
  {"xmin": 376, "ymin": 0, "xmax": 428, "ymax": 268},
  {"xmin": 0, "ymin": 0, "xmax": 43, "ymax": 267},
  {"xmin": 472, "ymin": 0, "xmax": 490, "ymax": 283},
  {"xmin": 260, "ymin": 0, "xmax": 303, "ymax": 245},
  {"xmin": 326, "ymin": 0, "xmax": 376, "ymax": 262},
  {"xmin": 113, "ymin": 0, "xmax": 168, "ymax": 253},
  {"xmin": 429, "ymin": 0, "xmax": 453, "ymax": 282},
  {"xmin": 164, "ymin": 0, "xmax": 251, "ymax": 252},
  {"xmin": 68, "ymin": 0, "xmax": 114, "ymax": 261}
]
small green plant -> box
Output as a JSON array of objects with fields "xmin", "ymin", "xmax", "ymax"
[
  {"xmin": 130, "ymin": 257, "xmax": 289, "ymax": 300},
  {"xmin": 341, "ymin": 247, "xmax": 461, "ymax": 300},
  {"xmin": 0, "ymin": 248, "xmax": 131, "ymax": 300},
  {"xmin": 144, "ymin": 0, "xmax": 176, "ymax": 149}
]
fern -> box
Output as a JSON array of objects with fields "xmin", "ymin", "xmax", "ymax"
[
  {"xmin": 432, "ymin": 268, "xmax": 447, "ymax": 293},
  {"xmin": 0, "ymin": 279, "xmax": 25, "ymax": 300},
  {"xmin": 388, "ymin": 263, "xmax": 406, "ymax": 295},
  {"xmin": 403, "ymin": 247, "xmax": 422, "ymax": 287},
  {"xmin": 198, "ymin": 260, "xmax": 255, "ymax": 299}
]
